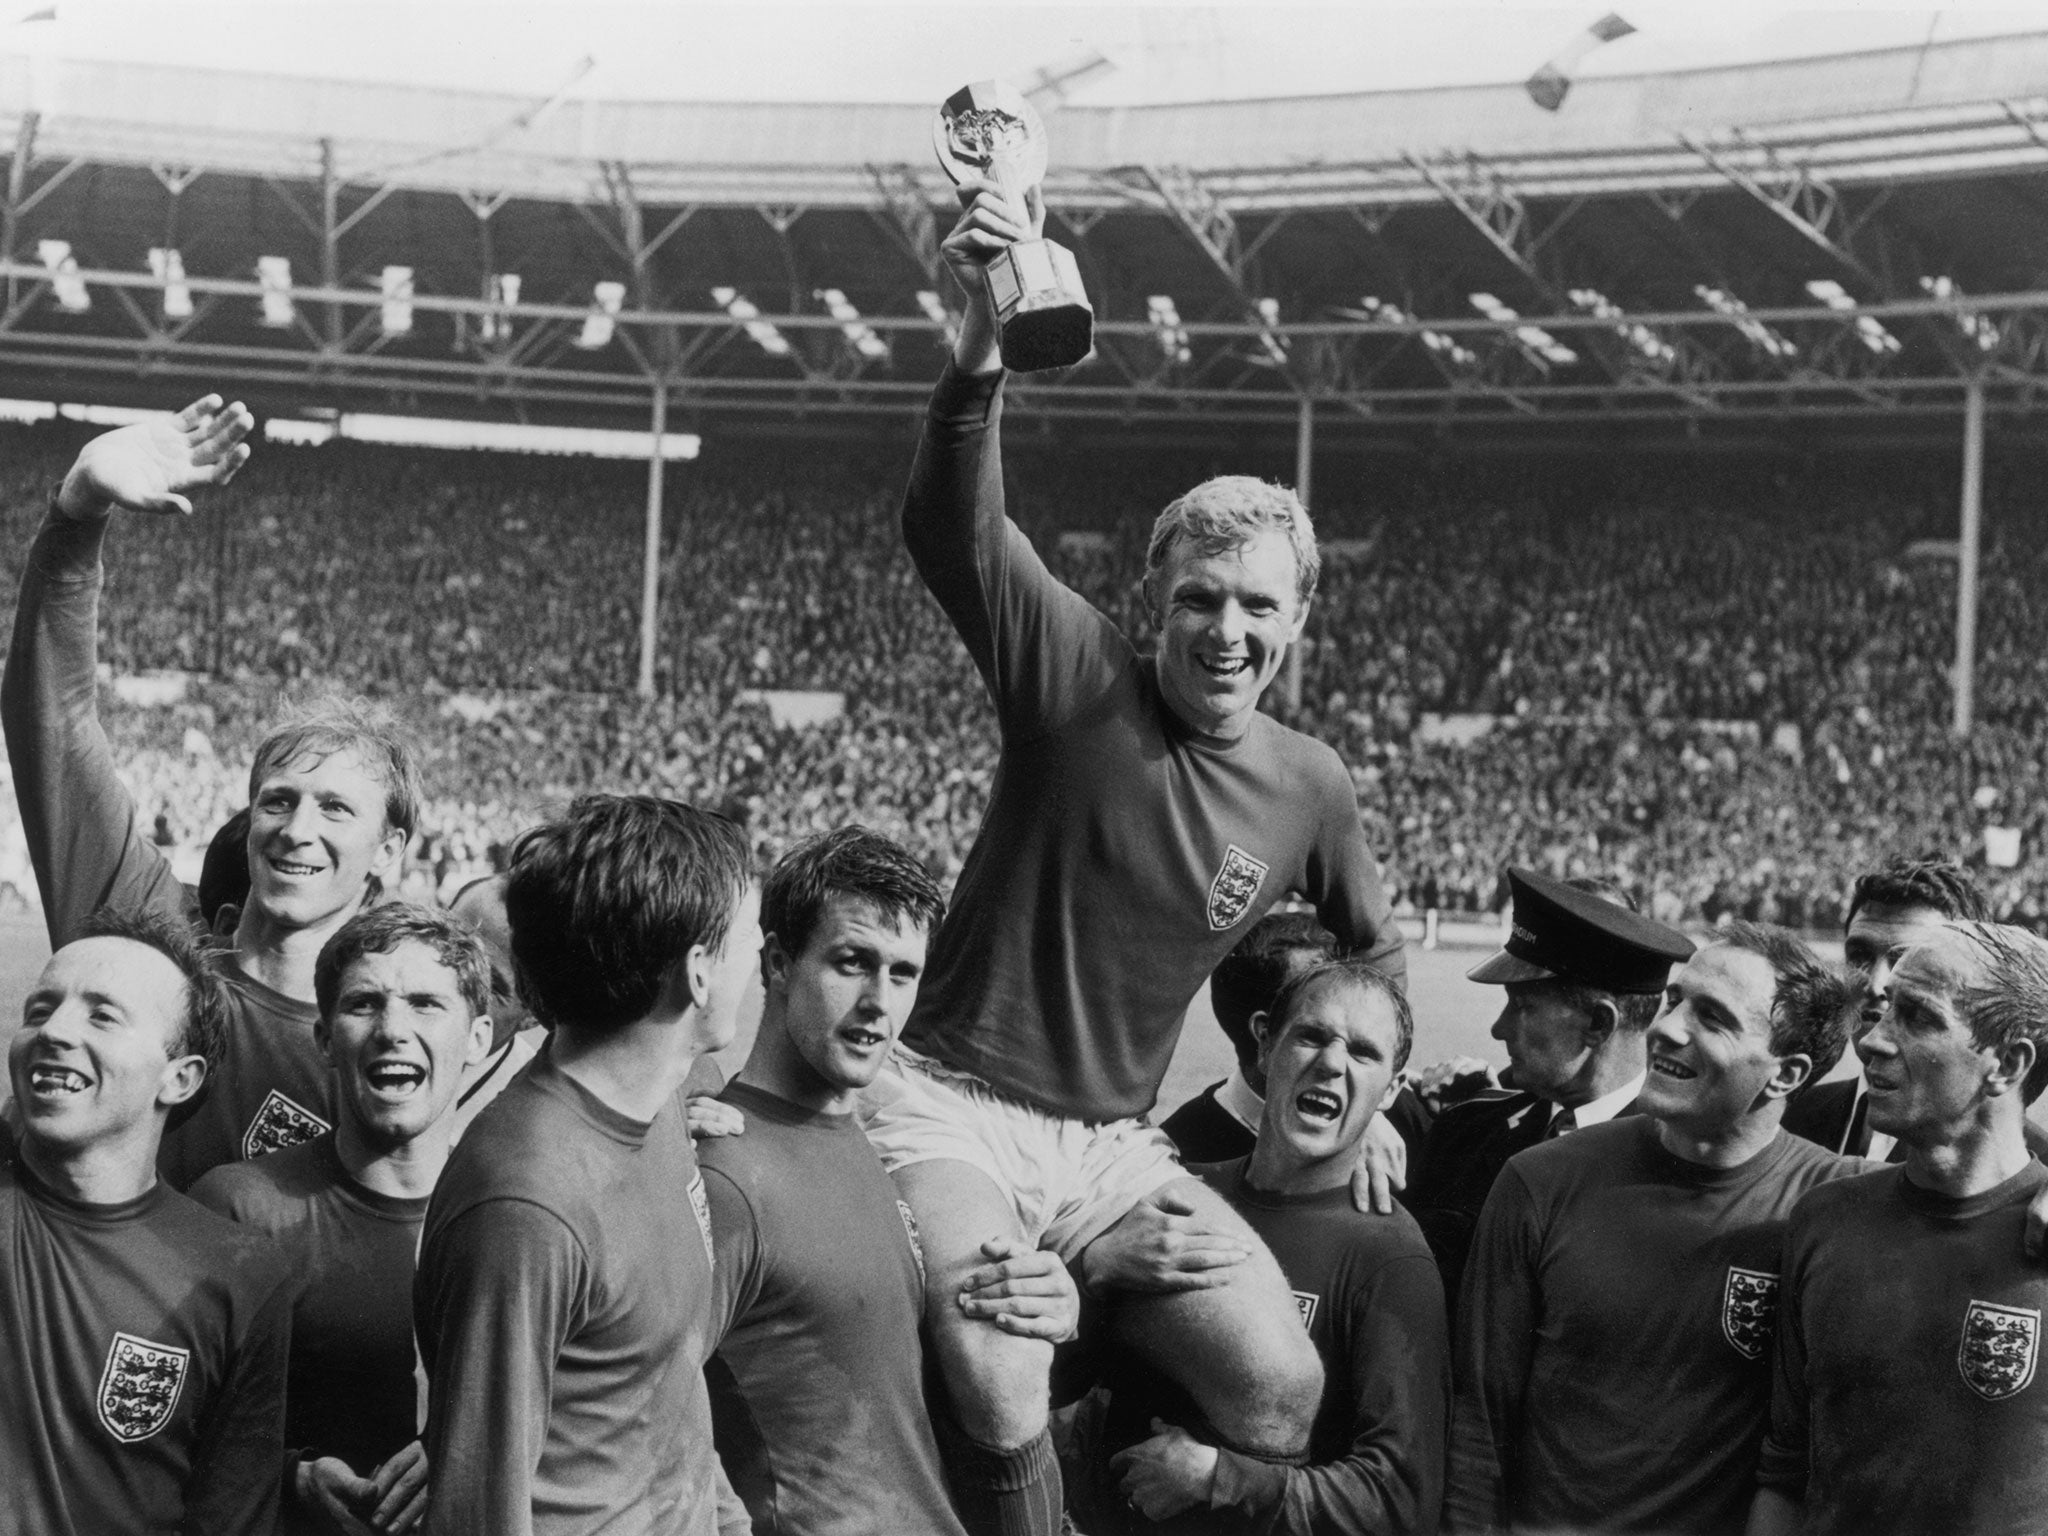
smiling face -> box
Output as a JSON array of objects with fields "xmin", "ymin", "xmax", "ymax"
[
  {"xmin": 246, "ymin": 749, "xmax": 407, "ymax": 933},
  {"xmin": 1639, "ymin": 943, "xmax": 1790, "ymax": 1137},
  {"xmin": 765, "ymin": 894, "xmax": 929, "ymax": 1113},
  {"xmin": 1489, "ymin": 980, "xmax": 1603, "ymax": 1100},
  {"xmin": 1842, "ymin": 901, "xmax": 1952, "ymax": 1035},
  {"xmin": 1150, "ymin": 528, "xmax": 1307, "ymax": 740},
  {"xmin": 320, "ymin": 939, "xmax": 491, "ymax": 1150},
  {"xmin": 9, "ymin": 937, "xmax": 201, "ymax": 1165},
  {"xmin": 1858, "ymin": 933, "xmax": 2005, "ymax": 1147},
  {"xmin": 1254, "ymin": 974, "xmax": 1404, "ymax": 1187}
]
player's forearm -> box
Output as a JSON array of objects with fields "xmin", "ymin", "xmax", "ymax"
[{"xmin": 901, "ymin": 364, "xmax": 1008, "ymax": 666}]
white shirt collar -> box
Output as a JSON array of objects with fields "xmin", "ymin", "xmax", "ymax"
[
  {"xmin": 1570, "ymin": 1070, "xmax": 1647, "ymax": 1128},
  {"xmin": 1216, "ymin": 1068, "xmax": 1265, "ymax": 1134}
]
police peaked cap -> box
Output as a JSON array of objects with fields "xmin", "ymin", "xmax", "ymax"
[{"xmin": 1466, "ymin": 867, "xmax": 1694, "ymax": 994}]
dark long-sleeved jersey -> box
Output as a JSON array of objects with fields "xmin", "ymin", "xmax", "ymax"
[{"xmin": 900, "ymin": 366, "xmax": 1403, "ymax": 1122}]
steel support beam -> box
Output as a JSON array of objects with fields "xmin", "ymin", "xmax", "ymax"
[
  {"xmin": 638, "ymin": 383, "xmax": 668, "ymax": 698},
  {"xmin": 1953, "ymin": 375, "xmax": 1984, "ymax": 737}
]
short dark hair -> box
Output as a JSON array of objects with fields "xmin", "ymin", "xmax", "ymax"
[
  {"xmin": 251, "ymin": 695, "xmax": 423, "ymax": 840},
  {"xmin": 1550, "ymin": 980, "xmax": 1662, "ymax": 1035},
  {"xmin": 505, "ymin": 795, "xmax": 752, "ymax": 1034},
  {"xmin": 1210, "ymin": 912, "xmax": 1341, "ymax": 1069},
  {"xmin": 1267, "ymin": 958, "xmax": 1414, "ymax": 1077},
  {"xmin": 1949, "ymin": 922, "xmax": 2048, "ymax": 1104},
  {"xmin": 75, "ymin": 906, "xmax": 229, "ymax": 1075},
  {"xmin": 1845, "ymin": 858, "xmax": 1988, "ymax": 929},
  {"xmin": 762, "ymin": 826, "xmax": 945, "ymax": 961},
  {"xmin": 1716, "ymin": 920, "xmax": 1851, "ymax": 1085},
  {"xmin": 315, "ymin": 902, "xmax": 494, "ymax": 1023}
]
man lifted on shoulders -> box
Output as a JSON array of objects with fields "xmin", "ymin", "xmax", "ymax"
[{"xmin": 878, "ymin": 175, "xmax": 1404, "ymax": 1534}]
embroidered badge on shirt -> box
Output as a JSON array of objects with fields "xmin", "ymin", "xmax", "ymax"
[
  {"xmin": 897, "ymin": 1200, "xmax": 927, "ymax": 1286},
  {"xmin": 1721, "ymin": 1266, "xmax": 1779, "ymax": 1360},
  {"xmin": 1206, "ymin": 845, "xmax": 1269, "ymax": 932},
  {"xmin": 97, "ymin": 1332, "xmax": 190, "ymax": 1443},
  {"xmin": 688, "ymin": 1171, "xmax": 716, "ymax": 1265},
  {"xmin": 241, "ymin": 1089, "xmax": 330, "ymax": 1159},
  {"xmin": 1293, "ymin": 1290, "xmax": 1319, "ymax": 1330},
  {"xmin": 1960, "ymin": 1299, "xmax": 2040, "ymax": 1401}
]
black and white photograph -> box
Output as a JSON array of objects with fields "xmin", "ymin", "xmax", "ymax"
[{"xmin": 2, "ymin": 3, "xmax": 2047, "ymax": 1532}]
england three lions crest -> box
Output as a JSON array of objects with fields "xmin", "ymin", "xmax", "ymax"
[
  {"xmin": 241, "ymin": 1089, "xmax": 330, "ymax": 1160},
  {"xmin": 1960, "ymin": 1299, "xmax": 2040, "ymax": 1402},
  {"xmin": 1721, "ymin": 1267, "xmax": 1779, "ymax": 1361},
  {"xmin": 1206, "ymin": 845, "xmax": 1269, "ymax": 932},
  {"xmin": 97, "ymin": 1332, "xmax": 189, "ymax": 1443}
]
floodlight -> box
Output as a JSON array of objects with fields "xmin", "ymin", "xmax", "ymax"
[
  {"xmin": 36, "ymin": 240, "xmax": 88, "ymax": 313},
  {"xmin": 0, "ymin": 397, "xmax": 56, "ymax": 422},
  {"xmin": 1252, "ymin": 297, "xmax": 1288, "ymax": 367},
  {"xmin": 816, "ymin": 288, "xmax": 889, "ymax": 361},
  {"xmin": 711, "ymin": 286, "xmax": 791, "ymax": 358},
  {"xmin": 1568, "ymin": 287, "xmax": 1675, "ymax": 366},
  {"xmin": 1146, "ymin": 295, "xmax": 1191, "ymax": 365},
  {"xmin": 1469, "ymin": 293, "xmax": 1576, "ymax": 366},
  {"xmin": 1920, "ymin": 276, "xmax": 1998, "ymax": 353},
  {"xmin": 146, "ymin": 248, "xmax": 192, "ymax": 320},
  {"xmin": 56, "ymin": 403, "xmax": 159, "ymax": 426},
  {"xmin": 577, "ymin": 281, "xmax": 626, "ymax": 350},
  {"xmin": 1358, "ymin": 296, "xmax": 1476, "ymax": 369},
  {"xmin": 1805, "ymin": 279, "xmax": 1899, "ymax": 355},
  {"xmin": 916, "ymin": 289, "xmax": 959, "ymax": 346},
  {"xmin": 1695, "ymin": 285, "xmax": 1796, "ymax": 360},
  {"xmin": 480, "ymin": 273, "xmax": 520, "ymax": 343},
  {"xmin": 255, "ymin": 256, "xmax": 294, "ymax": 327},
  {"xmin": 375, "ymin": 266, "xmax": 414, "ymax": 337}
]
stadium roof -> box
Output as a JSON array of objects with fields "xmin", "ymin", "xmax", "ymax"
[{"xmin": 5, "ymin": 26, "xmax": 2048, "ymax": 446}]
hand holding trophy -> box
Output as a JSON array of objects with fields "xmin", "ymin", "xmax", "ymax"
[{"xmin": 933, "ymin": 80, "xmax": 1094, "ymax": 372}]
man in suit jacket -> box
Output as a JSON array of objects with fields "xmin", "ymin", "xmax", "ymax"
[
  {"xmin": 1783, "ymin": 857, "xmax": 2048, "ymax": 1162},
  {"xmin": 1405, "ymin": 869, "xmax": 1693, "ymax": 1302}
]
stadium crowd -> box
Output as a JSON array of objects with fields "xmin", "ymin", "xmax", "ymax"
[
  {"xmin": 1, "ymin": 416, "xmax": 2042, "ymax": 931},
  {"xmin": 5, "ymin": 169, "xmax": 2048, "ymax": 1536}
]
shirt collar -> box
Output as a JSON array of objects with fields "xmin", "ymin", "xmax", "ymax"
[
  {"xmin": 1216, "ymin": 1068, "xmax": 1265, "ymax": 1134},
  {"xmin": 1571, "ymin": 1071, "xmax": 1646, "ymax": 1128}
]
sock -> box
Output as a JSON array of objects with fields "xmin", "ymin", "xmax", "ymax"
[{"xmin": 949, "ymin": 1427, "xmax": 1063, "ymax": 1536}]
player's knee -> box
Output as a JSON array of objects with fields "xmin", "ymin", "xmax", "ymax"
[
  {"xmin": 929, "ymin": 1310, "xmax": 1053, "ymax": 1449},
  {"xmin": 1207, "ymin": 1326, "xmax": 1324, "ymax": 1457}
]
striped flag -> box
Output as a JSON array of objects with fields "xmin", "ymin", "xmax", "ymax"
[{"xmin": 1527, "ymin": 13, "xmax": 1636, "ymax": 112}]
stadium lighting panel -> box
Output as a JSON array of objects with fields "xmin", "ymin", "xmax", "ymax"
[
  {"xmin": 57, "ymin": 403, "xmax": 160, "ymax": 426},
  {"xmin": 1920, "ymin": 275, "xmax": 1999, "ymax": 352},
  {"xmin": 0, "ymin": 397, "xmax": 56, "ymax": 422},
  {"xmin": 264, "ymin": 413, "xmax": 702, "ymax": 460},
  {"xmin": 1694, "ymin": 286, "xmax": 1796, "ymax": 360},
  {"xmin": 1252, "ymin": 297, "xmax": 1288, "ymax": 367},
  {"xmin": 576, "ymin": 281, "xmax": 626, "ymax": 350},
  {"xmin": 815, "ymin": 288, "xmax": 889, "ymax": 361},
  {"xmin": 1469, "ymin": 293, "xmax": 1577, "ymax": 366},
  {"xmin": 1568, "ymin": 287, "xmax": 1675, "ymax": 367},
  {"xmin": 1805, "ymin": 279, "xmax": 1901, "ymax": 356},
  {"xmin": 36, "ymin": 240, "xmax": 89, "ymax": 313},
  {"xmin": 711, "ymin": 286, "xmax": 792, "ymax": 357},
  {"xmin": 480, "ymin": 273, "xmax": 520, "ymax": 343},
  {"xmin": 1357, "ymin": 296, "xmax": 1476, "ymax": 369},
  {"xmin": 1146, "ymin": 295, "xmax": 1191, "ymax": 365},
  {"xmin": 916, "ymin": 289, "xmax": 959, "ymax": 345},
  {"xmin": 146, "ymin": 248, "xmax": 193, "ymax": 321},
  {"xmin": 255, "ymin": 256, "xmax": 295, "ymax": 328},
  {"xmin": 379, "ymin": 266, "xmax": 414, "ymax": 337}
]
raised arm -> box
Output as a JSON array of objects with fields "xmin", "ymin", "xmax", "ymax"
[
  {"xmin": 415, "ymin": 1201, "xmax": 582, "ymax": 1536},
  {"xmin": 0, "ymin": 395, "xmax": 253, "ymax": 945},
  {"xmin": 899, "ymin": 181, "xmax": 1127, "ymax": 742}
]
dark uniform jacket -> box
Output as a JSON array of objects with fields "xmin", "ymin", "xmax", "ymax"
[
  {"xmin": 1784, "ymin": 1078, "xmax": 2048, "ymax": 1161},
  {"xmin": 1406, "ymin": 1089, "xmax": 1641, "ymax": 1305}
]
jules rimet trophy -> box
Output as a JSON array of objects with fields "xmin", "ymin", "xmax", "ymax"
[{"xmin": 933, "ymin": 80, "xmax": 1094, "ymax": 372}]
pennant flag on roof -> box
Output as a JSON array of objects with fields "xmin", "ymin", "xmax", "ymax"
[{"xmin": 1527, "ymin": 13, "xmax": 1636, "ymax": 112}]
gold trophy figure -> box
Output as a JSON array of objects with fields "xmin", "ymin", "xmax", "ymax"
[{"xmin": 933, "ymin": 80, "xmax": 1094, "ymax": 372}]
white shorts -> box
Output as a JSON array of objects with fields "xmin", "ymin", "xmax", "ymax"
[{"xmin": 862, "ymin": 1045, "xmax": 1186, "ymax": 1263}]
